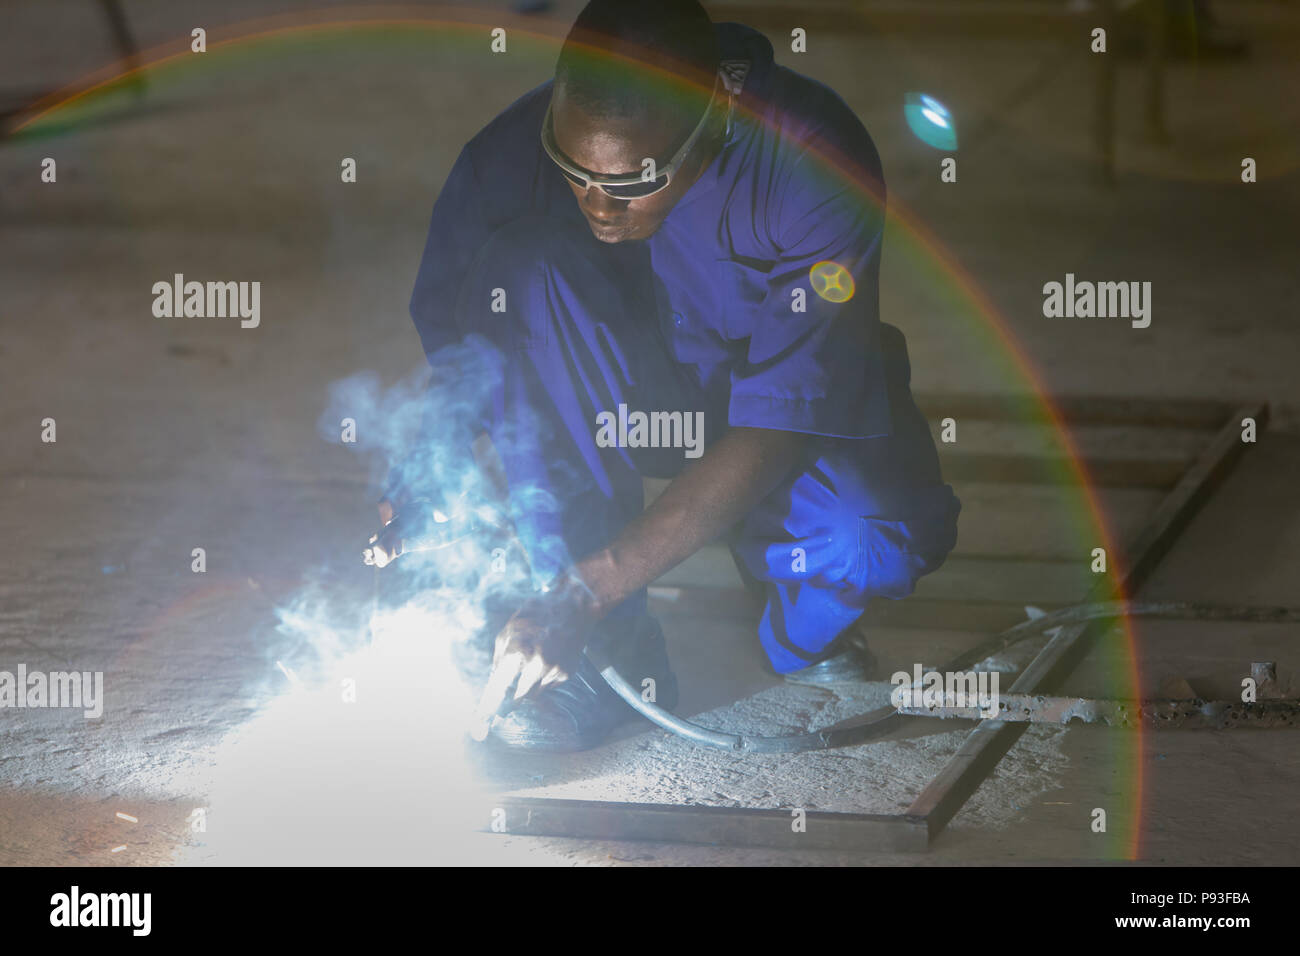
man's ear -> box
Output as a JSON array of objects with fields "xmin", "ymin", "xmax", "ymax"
[
  {"xmin": 718, "ymin": 59, "xmax": 749, "ymax": 140},
  {"xmin": 719, "ymin": 59, "xmax": 750, "ymax": 96}
]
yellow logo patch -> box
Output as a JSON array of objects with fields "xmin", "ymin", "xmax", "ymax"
[{"xmin": 809, "ymin": 261, "xmax": 855, "ymax": 303}]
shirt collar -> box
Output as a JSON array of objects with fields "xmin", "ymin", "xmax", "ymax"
[{"xmin": 666, "ymin": 23, "xmax": 771, "ymax": 211}]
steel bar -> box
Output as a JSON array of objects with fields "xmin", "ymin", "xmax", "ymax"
[
  {"xmin": 897, "ymin": 694, "xmax": 1300, "ymax": 730},
  {"xmin": 1144, "ymin": 0, "xmax": 1168, "ymax": 142},
  {"xmin": 484, "ymin": 796, "xmax": 930, "ymax": 853},
  {"xmin": 913, "ymin": 392, "xmax": 1236, "ymax": 429},
  {"xmin": 960, "ymin": 599, "xmax": 1300, "ymax": 672},
  {"xmin": 98, "ymin": 0, "xmax": 145, "ymax": 88},
  {"xmin": 1095, "ymin": 0, "xmax": 1117, "ymax": 184},
  {"xmin": 906, "ymin": 404, "xmax": 1268, "ymax": 841},
  {"xmin": 940, "ymin": 452, "xmax": 1184, "ymax": 488},
  {"xmin": 1120, "ymin": 403, "xmax": 1267, "ymax": 583}
]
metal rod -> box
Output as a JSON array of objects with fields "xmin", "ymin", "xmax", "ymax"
[
  {"xmin": 898, "ymin": 695, "xmax": 1300, "ymax": 730},
  {"xmin": 1144, "ymin": 0, "xmax": 1168, "ymax": 142},
  {"xmin": 1095, "ymin": 0, "xmax": 1118, "ymax": 184},
  {"xmin": 484, "ymin": 796, "xmax": 930, "ymax": 853}
]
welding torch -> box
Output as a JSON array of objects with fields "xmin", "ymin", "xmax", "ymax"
[
  {"xmin": 361, "ymin": 495, "xmax": 485, "ymax": 568},
  {"xmin": 362, "ymin": 491, "xmax": 535, "ymax": 736}
]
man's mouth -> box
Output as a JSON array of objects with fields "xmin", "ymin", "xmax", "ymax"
[{"xmin": 586, "ymin": 217, "xmax": 635, "ymax": 241}]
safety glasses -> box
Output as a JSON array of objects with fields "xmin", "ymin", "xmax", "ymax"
[{"xmin": 541, "ymin": 71, "xmax": 723, "ymax": 200}]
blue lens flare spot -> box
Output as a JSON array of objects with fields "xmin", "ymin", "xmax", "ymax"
[
  {"xmin": 904, "ymin": 92, "xmax": 958, "ymax": 151},
  {"xmin": 921, "ymin": 108, "xmax": 948, "ymax": 129}
]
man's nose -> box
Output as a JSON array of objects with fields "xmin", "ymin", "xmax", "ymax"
[{"xmin": 583, "ymin": 188, "xmax": 630, "ymax": 217}]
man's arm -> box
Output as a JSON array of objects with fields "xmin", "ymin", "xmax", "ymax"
[
  {"xmin": 574, "ymin": 425, "xmax": 806, "ymax": 615},
  {"xmin": 470, "ymin": 425, "xmax": 807, "ymax": 732}
]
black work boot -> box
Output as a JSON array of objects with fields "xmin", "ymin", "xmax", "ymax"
[
  {"xmin": 489, "ymin": 613, "xmax": 678, "ymax": 753},
  {"xmin": 783, "ymin": 627, "xmax": 876, "ymax": 685}
]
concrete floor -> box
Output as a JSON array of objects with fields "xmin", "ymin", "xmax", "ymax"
[{"xmin": 1, "ymin": 0, "xmax": 1298, "ymax": 865}]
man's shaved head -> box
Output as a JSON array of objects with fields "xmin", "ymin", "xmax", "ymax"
[
  {"xmin": 552, "ymin": 0, "xmax": 724, "ymax": 243},
  {"xmin": 555, "ymin": 0, "xmax": 719, "ymax": 128}
]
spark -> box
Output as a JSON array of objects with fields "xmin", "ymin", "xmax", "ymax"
[
  {"xmin": 275, "ymin": 660, "xmax": 300, "ymax": 685},
  {"xmin": 115, "ymin": 812, "xmax": 138, "ymax": 823}
]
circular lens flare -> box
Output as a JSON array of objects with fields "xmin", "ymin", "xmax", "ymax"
[{"xmin": 809, "ymin": 260, "xmax": 855, "ymax": 303}]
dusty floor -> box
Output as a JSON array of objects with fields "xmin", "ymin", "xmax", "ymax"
[{"xmin": 1, "ymin": 0, "xmax": 1298, "ymax": 865}]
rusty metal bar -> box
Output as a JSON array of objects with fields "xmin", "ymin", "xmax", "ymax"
[
  {"xmin": 955, "ymin": 599, "xmax": 1300, "ymax": 674},
  {"xmin": 905, "ymin": 403, "xmax": 1269, "ymax": 841},
  {"xmin": 897, "ymin": 694, "xmax": 1300, "ymax": 729}
]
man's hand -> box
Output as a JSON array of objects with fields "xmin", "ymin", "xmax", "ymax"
[
  {"xmin": 469, "ymin": 574, "xmax": 600, "ymax": 741},
  {"xmin": 466, "ymin": 426, "xmax": 807, "ymax": 742},
  {"xmin": 377, "ymin": 494, "xmax": 402, "ymax": 528},
  {"xmin": 362, "ymin": 495, "xmax": 407, "ymax": 568}
]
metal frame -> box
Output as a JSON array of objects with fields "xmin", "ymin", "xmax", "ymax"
[
  {"xmin": 487, "ymin": 396, "xmax": 1270, "ymax": 852},
  {"xmin": 490, "ymin": 796, "xmax": 929, "ymax": 853},
  {"xmin": 905, "ymin": 400, "xmax": 1268, "ymax": 840}
]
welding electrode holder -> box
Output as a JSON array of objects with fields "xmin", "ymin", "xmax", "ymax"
[{"xmin": 361, "ymin": 494, "xmax": 492, "ymax": 568}]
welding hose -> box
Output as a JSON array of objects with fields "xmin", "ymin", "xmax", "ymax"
[
  {"xmin": 588, "ymin": 600, "xmax": 1300, "ymax": 753},
  {"xmin": 586, "ymin": 645, "xmax": 872, "ymax": 753}
]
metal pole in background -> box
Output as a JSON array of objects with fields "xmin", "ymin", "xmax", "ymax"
[
  {"xmin": 97, "ymin": 0, "xmax": 146, "ymax": 94},
  {"xmin": 1095, "ymin": 0, "xmax": 1118, "ymax": 184},
  {"xmin": 1145, "ymin": 0, "xmax": 1169, "ymax": 143}
]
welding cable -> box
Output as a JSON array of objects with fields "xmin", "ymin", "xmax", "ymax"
[
  {"xmin": 585, "ymin": 644, "xmax": 898, "ymax": 753},
  {"xmin": 588, "ymin": 600, "xmax": 1300, "ymax": 753}
]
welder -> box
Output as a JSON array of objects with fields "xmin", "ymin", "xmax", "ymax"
[{"xmin": 379, "ymin": 0, "xmax": 960, "ymax": 752}]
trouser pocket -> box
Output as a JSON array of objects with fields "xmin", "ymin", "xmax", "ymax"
[{"xmin": 852, "ymin": 486, "xmax": 960, "ymax": 601}]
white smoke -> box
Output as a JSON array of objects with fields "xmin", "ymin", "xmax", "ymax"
[{"xmin": 175, "ymin": 339, "xmax": 574, "ymax": 864}]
